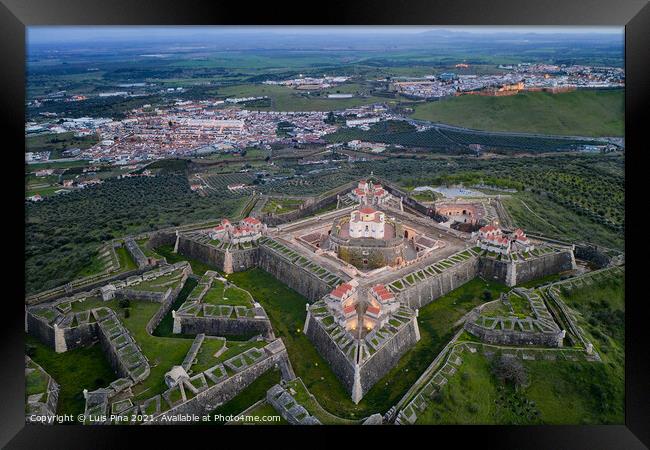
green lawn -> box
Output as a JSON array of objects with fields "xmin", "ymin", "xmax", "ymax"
[
  {"xmin": 416, "ymin": 271, "xmax": 624, "ymax": 425},
  {"xmin": 238, "ymin": 401, "xmax": 288, "ymax": 425},
  {"xmin": 501, "ymin": 191, "xmax": 624, "ymax": 250},
  {"xmin": 416, "ymin": 349, "xmax": 623, "ymax": 425},
  {"xmin": 202, "ymin": 280, "xmax": 253, "ymax": 307},
  {"xmin": 115, "ymin": 246, "xmax": 137, "ymax": 271},
  {"xmin": 153, "ymin": 277, "xmax": 198, "ymax": 337},
  {"xmin": 154, "ymin": 244, "xmax": 215, "ymax": 276},
  {"xmin": 25, "ymin": 334, "xmax": 118, "ymax": 417},
  {"xmin": 411, "ymin": 89, "xmax": 624, "ymax": 137},
  {"xmin": 25, "ymin": 360, "xmax": 51, "ymax": 399},
  {"xmin": 205, "ymin": 367, "xmax": 282, "ymax": 424},
  {"xmin": 68, "ymin": 296, "xmax": 195, "ymax": 402},
  {"xmin": 216, "ymin": 83, "xmax": 389, "ymax": 112},
  {"xmin": 261, "ymin": 198, "xmax": 304, "ymax": 214}
]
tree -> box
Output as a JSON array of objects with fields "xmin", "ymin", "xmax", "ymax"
[
  {"xmin": 482, "ymin": 290, "xmax": 493, "ymax": 302},
  {"xmin": 491, "ymin": 355, "xmax": 528, "ymax": 389}
]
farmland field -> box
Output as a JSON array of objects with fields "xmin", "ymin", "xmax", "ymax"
[{"xmin": 411, "ymin": 89, "xmax": 624, "ymax": 137}]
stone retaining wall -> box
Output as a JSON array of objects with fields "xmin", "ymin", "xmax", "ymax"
[
  {"xmin": 176, "ymin": 316, "xmax": 274, "ymax": 340},
  {"xmin": 396, "ymin": 256, "xmax": 480, "ymax": 309},
  {"xmin": 304, "ymin": 312, "xmax": 356, "ymax": 395},
  {"xmin": 257, "ymin": 245, "xmax": 333, "ymax": 302},
  {"xmin": 464, "ymin": 317, "xmax": 564, "ymax": 347},
  {"xmin": 511, "ymin": 250, "xmax": 575, "ymax": 285},
  {"xmin": 358, "ymin": 317, "xmax": 420, "ymax": 397},
  {"xmin": 147, "ymin": 340, "xmax": 293, "ymax": 424}
]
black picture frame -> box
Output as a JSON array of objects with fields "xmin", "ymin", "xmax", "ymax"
[{"xmin": 1, "ymin": 0, "xmax": 647, "ymax": 447}]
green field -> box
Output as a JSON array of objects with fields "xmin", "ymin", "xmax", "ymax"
[
  {"xmin": 26, "ymin": 132, "xmax": 99, "ymax": 158},
  {"xmin": 205, "ymin": 368, "xmax": 282, "ymax": 424},
  {"xmin": 416, "ymin": 270, "xmax": 624, "ymax": 425},
  {"xmin": 25, "ymin": 334, "xmax": 118, "ymax": 416},
  {"xmin": 216, "ymin": 83, "xmax": 390, "ymax": 112},
  {"xmin": 411, "ymin": 89, "xmax": 624, "ymax": 137},
  {"xmin": 261, "ymin": 198, "xmax": 304, "ymax": 214},
  {"xmin": 502, "ymin": 191, "xmax": 623, "ymax": 250}
]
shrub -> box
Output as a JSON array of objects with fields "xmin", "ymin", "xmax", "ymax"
[
  {"xmin": 118, "ymin": 298, "xmax": 130, "ymax": 309},
  {"xmin": 491, "ymin": 355, "xmax": 528, "ymax": 389}
]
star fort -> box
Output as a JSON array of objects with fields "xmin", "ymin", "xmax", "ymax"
[{"xmin": 26, "ymin": 175, "xmax": 604, "ymax": 424}]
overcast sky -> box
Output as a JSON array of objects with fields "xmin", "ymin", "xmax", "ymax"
[{"xmin": 27, "ymin": 26, "xmax": 624, "ymax": 44}]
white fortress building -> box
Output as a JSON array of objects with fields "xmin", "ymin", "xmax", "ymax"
[
  {"xmin": 208, "ymin": 216, "xmax": 267, "ymax": 245},
  {"xmin": 351, "ymin": 180, "xmax": 390, "ymax": 206},
  {"xmin": 474, "ymin": 224, "xmax": 534, "ymax": 255},
  {"xmin": 349, "ymin": 207, "xmax": 386, "ymax": 239}
]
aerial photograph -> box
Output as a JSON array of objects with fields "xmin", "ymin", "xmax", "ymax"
[{"xmin": 24, "ymin": 26, "xmax": 624, "ymax": 426}]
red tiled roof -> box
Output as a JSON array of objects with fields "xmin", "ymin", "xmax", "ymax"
[
  {"xmin": 242, "ymin": 216, "xmax": 261, "ymax": 225},
  {"xmin": 366, "ymin": 305, "xmax": 381, "ymax": 315},
  {"xmin": 359, "ymin": 206, "xmax": 377, "ymax": 214},
  {"xmin": 480, "ymin": 225, "xmax": 497, "ymax": 232},
  {"xmin": 330, "ymin": 283, "xmax": 354, "ymax": 299},
  {"xmin": 343, "ymin": 305, "xmax": 356, "ymax": 314},
  {"xmin": 372, "ymin": 285, "xmax": 395, "ymax": 301}
]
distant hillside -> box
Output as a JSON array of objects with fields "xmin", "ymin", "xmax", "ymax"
[{"xmin": 411, "ymin": 89, "xmax": 624, "ymax": 137}]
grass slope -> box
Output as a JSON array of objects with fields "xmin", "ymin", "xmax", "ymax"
[
  {"xmin": 416, "ymin": 271, "xmax": 624, "ymax": 424},
  {"xmin": 411, "ymin": 89, "xmax": 623, "ymax": 137},
  {"xmin": 25, "ymin": 334, "xmax": 117, "ymax": 417}
]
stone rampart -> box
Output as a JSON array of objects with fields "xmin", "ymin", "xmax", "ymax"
[
  {"xmin": 147, "ymin": 340, "xmax": 293, "ymax": 424},
  {"xmin": 146, "ymin": 230, "xmax": 177, "ymax": 251},
  {"xmin": 304, "ymin": 313, "xmax": 356, "ymax": 395},
  {"xmin": 176, "ymin": 316, "xmax": 273, "ymax": 340},
  {"xmin": 511, "ymin": 250, "xmax": 574, "ymax": 285},
  {"xmin": 396, "ymin": 256, "xmax": 479, "ymax": 309},
  {"xmin": 464, "ymin": 316, "xmax": 564, "ymax": 347},
  {"xmin": 177, "ymin": 235, "xmax": 227, "ymax": 270},
  {"xmin": 358, "ymin": 317, "xmax": 420, "ymax": 397},
  {"xmin": 574, "ymin": 244, "xmax": 613, "ymax": 268},
  {"xmin": 257, "ymin": 245, "xmax": 333, "ymax": 302}
]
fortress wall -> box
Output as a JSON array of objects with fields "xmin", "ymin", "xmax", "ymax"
[
  {"xmin": 257, "ymin": 183, "xmax": 356, "ymax": 226},
  {"xmin": 61, "ymin": 323, "xmax": 99, "ymax": 351},
  {"xmin": 96, "ymin": 321, "xmax": 131, "ymax": 380},
  {"xmin": 115, "ymin": 289, "xmax": 167, "ymax": 303},
  {"xmin": 396, "ymin": 256, "xmax": 480, "ymax": 309},
  {"xmin": 257, "ymin": 245, "xmax": 333, "ymax": 302},
  {"xmin": 230, "ymin": 247, "xmax": 260, "ymax": 272},
  {"xmin": 145, "ymin": 272, "xmax": 190, "ymax": 334},
  {"xmin": 26, "ymin": 313, "xmax": 56, "ymax": 349},
  {"xmin": 177, "ymin": 236, "xmax": 227, "ymax": 271},
  {"xmin": 304, "ymin": 314, "xmax": 356, "ymax": 396},
  {"xmin": 146, "ymin": 231, "xmax": 177, "ymax": 252},
  {"xmin": 336, "ymin": 243, "xmax": 405, "ymax": 270},
  {"xmin": 176, "ymin": 236, "xmax": 259, "ymax": 273},
  {"xmin": 512, "ymin": 251, "xmax": 575, "ymax": 285},
  {"xmin": 477, "ymin": 258, "xmax": 511, "ymax": 284},
  {"xmin": 177, "ymin": 316, "xmax": 274, "ymax": 340},
  {"xmin": 26, "ymin": 313, "xmax": 99, "ymax": 353},
  {"xmin": 148, "ymin": 342, "xmax": 292, "ymax": 423},
  {"xmin": 27, "ymin": 265, "xmax": 158, "ymax": 307},
  {"xmin": 358, "ymin": 317, "xmax": 420, "ymax": 397},
  {"xmin": 464, "ymin": 320, "xmax": 563, "ymax": 347},
  {"xmin": 575, "ymin": 244, "xmax": 612, "ymax": 268}
]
